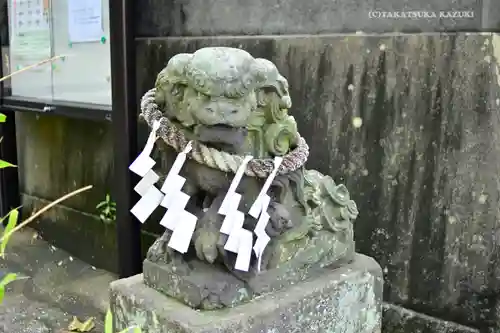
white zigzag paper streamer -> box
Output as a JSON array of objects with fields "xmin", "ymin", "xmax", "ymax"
[
  {"xmin": 160, "ymin": 142, "xmax": 193, "ymax": 212},
  {"xmin": 253, "ymin": 194, "xmax": 271, "ymax": 272},
  {"xmin": 129, "ymin": 120, "xmax": 160, "ymax": 177},
  {"xmin": 158, "ymin": 142, "xmax": 198, "ymax": 254},
  {"xmin": 249, "ymin": 156, "xmax": 283, "ymax": 218},
  {"xmin": 250, "ymin": 157, "xmax": 283, "ymax": 271},
  {"xmin": 129, "ymin": 121, "xmax": 164, "ymax": 223},
  {"xmin": 219, "ymin": 155, "xmax": 253, "ymax": 233},
  {"xmin": 219, "ymin": 156, "xmax": 254, "ymax": 272},
  {"xmin": 128, "ymin": 124, "xmax": 284, "ymax": 271}
]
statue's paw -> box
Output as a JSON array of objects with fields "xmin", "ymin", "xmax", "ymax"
[
  {"xmin": 146, "ymin": 231, "xmax": 173, "ymax": 263},
  {"xmin": 266, "ymin": 202, "xmax": 294, "ymax": 237},
  {"xmin": 193, "ymin": 228, "xmax": 220, "ymax": 264}
]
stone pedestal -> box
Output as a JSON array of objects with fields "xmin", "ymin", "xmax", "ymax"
[{"xmin": 110, "ymin": 254, "xmax": 382, "ymax": 333}]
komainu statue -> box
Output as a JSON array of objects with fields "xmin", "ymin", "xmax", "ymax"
[{"xmin": 138, "ymin": 47, "xmax": 359, "ymax": 310}]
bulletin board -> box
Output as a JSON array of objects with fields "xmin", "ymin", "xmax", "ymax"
[
  {"xmin": 8, "ymin": 0, "xmax": 52, "ymax": 100},
  {"xmin": 6, "ymin": 0, "xmax": 111, "ymax": 106}
]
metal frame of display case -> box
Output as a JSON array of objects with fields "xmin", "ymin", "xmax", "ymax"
[
  {"xmin": 109, "ymin": 0, "xmax": 142, "ymax": 278},
  {"xmin": 0, "ymin": 0, "xmax": 142, "ymax": 278},
  {"xmin": 1, "ymin": 96, "xmax": 112, "ymax": 121}
]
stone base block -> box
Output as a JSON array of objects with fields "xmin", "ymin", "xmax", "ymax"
[{"xmin": 110, "ymin": 254, "xmax": 383, "ymax": 333}]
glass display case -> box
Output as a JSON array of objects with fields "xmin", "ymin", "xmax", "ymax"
[{"xmin": 1, "ymin": 0, "xmax": 112, "ymax": 119}]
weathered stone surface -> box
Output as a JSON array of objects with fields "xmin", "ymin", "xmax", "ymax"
[
  {"xmin": 136, "ymin": 33, "xmax": 500, "ymax": 331},
  {"xmin": 111, "ymin": 254, "xmax": 383, "ymax": 333},
  {"xmin": 144, "ymin": 259, "xmax": 251, "ymax": 309},
  {"xmin": 143, "ymin": 232, "xmax": 353, "ymax": 309},
  {"xmin": 142, "ymin": 46, "xmax": 361, "ymax": 310},
  {"xmin": 382, "ymin": 303, "xmax": 480, "ymax": 333},
  {"xmin": 135, "ymin": 0, "xmax": 496, "ymax": 37}
]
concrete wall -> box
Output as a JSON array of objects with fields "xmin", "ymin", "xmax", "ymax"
[
  {"xmin": 134, "ymin": 33, "xmax": 500, "ymax": 332},
  {"xmin": 135, "ymin": 0, "xmax": 500, "ymax": 35},
  {"xmin": 12, "ymin": 0, "xmax": 500, "ymax": 332},
  {"xmin": 15, "ymin": 114, "xmax": 118, "ymax": 271},
  {"xmin": 135, "ymin": 2, "xmax": 500, "ymax": 331}
]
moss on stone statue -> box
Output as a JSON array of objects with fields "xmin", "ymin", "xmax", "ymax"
[{"xmin": 142, "ymin": 47, "xmax": 360, "ymax": 310}]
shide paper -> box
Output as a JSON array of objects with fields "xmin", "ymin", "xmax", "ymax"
[
  {"xmin": 253, "ymin": 194, "xmax": 271, "ymax": 272},
  {"xmin": 159, "ymin": 142, "xmax": 198, "ymax": 254},
  {"xmin": 129, "ymin": 128, "xmax": 284, "ymax": 272},
  {"xmin": 233, "ymin": 229, "xmax": 253, "ymax": 272},
  {"xmin": 219, "ymin": 155, "xmax": 253, "ymax": 217},
  {"xmin": 134, "ymin": 169, "xmax": 160, "ymax": 196},
  {"xmin": 220, "ymin": 156, "xmax": 282, "ymax": 272},
  {"xmin": 129, "ymin": 120, "xmax": 160, "ymax": 177},
  {"xmin": 129, "ymin": 121, "xmax": 163, "ymax": 223},
  {"xmin": 250, "ymin": 157, "xmax": 283, "ymax": 271},
  {"xmin": 249, "ymin": 156, "xmax": 283, "ymax": 218},
  {"xmin": 218, "ymin": 156, "xmax": 254, "ymax": 271}
]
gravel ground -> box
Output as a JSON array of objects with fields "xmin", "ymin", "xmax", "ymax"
[{"xmin": 0, "ymin": 227, "xmax": 117, "ymax": 333}]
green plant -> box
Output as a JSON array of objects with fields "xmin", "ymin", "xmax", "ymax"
[
  {"xmin": 0, "ymin": 210, "xmax": 18, "ymax": 302},
  {"xmin": 0, "ymin": 186, "xmax": 93, "ymax": 303},
  {"xmin": 0, "ymin": 113, "xmax": 18, "ymax": 301},
  {"xmin": 96, "ymin": 194, "xmax": 116, "ymax": 223},
  {"xmin": 0, "ymin": 110, "xmax": 93, "ymax": 302}
]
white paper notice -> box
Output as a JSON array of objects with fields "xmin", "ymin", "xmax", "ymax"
[
  {"xmin": 134, "ymin": 169, "xmax": 160, "ymax": 196},
  {"xmin": 130, "ymin": 186, "xmax": 164, "ymax": 223},
  {"xmin": 234, "ymin": 229, "xmax": 253, "ymax": 272},
  {"xmin": 167, "ymin": 211, "xmax": 197, "ymax": 254},
  {"xmin": 68, "ymin": 0, "xmax": 103, "ymax": 43},
  {"xmin": 13, "ymin": 0, "xmax": 49, "ymax": 34},
  {"xmin": 10, "ymin": 0, "xmax": 51, "ymax": 70}
]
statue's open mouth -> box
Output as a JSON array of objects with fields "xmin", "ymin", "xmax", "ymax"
[{"xmin": 193, "ymin": 124, "xmax": 248, "ymax": 154}]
